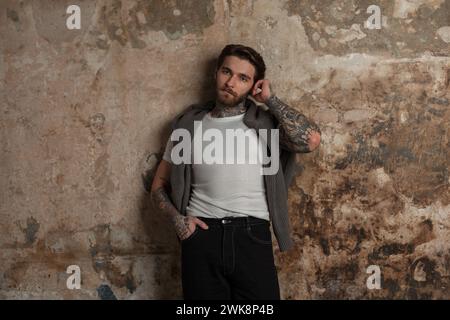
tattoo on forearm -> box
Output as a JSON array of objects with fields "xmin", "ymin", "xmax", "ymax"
[
  {"xmin": 266, "ymin": 95, "xmax": 321, "ymax": 153},
  {"xmin": 172, "ymin": 214, "xmax": 190, "ymax": 240},
  {"xmin": 151, "ymin": 186, "xmax": 190, "ymax": 239}
]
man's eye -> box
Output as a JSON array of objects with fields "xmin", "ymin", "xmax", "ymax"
[
  {"xmin": 222, "ymin": 69, "xmax": 229, "ymax": 74},
  {"xmin": 241, "ymin": 77, "xmax": 247, "ymax": 82}
]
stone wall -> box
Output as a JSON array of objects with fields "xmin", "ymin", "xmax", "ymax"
[{"xmin": 1, "ymin": 0, "xmax": 449, "ymax": 299}]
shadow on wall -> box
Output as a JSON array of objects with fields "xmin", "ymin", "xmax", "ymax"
[
  {"xmin": 139, "ymin": 137, "xmax": 182, "ymax": 299},
  {"xmin": 198, "ymin": 57, "xmax": 219, "ymax": 104},
  {"xmin": 137, "ymin": 56, "xmax": 218, "ymax": 299}
]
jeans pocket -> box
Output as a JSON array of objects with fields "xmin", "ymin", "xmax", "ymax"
[{"xmin": 246, "ymin": 223, "xmax": 272, "ymax": 245}]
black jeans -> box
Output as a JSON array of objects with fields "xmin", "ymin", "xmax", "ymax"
[{"xmin": 181, "ymin": 216, "xmax": 280, "ymax": 300}]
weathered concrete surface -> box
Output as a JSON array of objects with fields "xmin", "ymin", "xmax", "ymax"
[{"xmin": 1, "ymin": 0, "xmax": 449, "ymax": 299}]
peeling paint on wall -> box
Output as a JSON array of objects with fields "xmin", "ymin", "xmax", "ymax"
[
  {"xmin": 1, "ymin": 0, "xmax": 449, "ymax": 299},
  {"xmin": 285, "ymin": 0, "xmax": 450, "ymax": 57}
]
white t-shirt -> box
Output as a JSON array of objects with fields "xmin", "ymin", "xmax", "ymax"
[{"xmin": 163, "ymin": 111, "xmax": 269, "ymax": 221}]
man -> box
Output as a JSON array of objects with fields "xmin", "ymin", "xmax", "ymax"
[{"xmin": 151, "ymin": 44, "xmax": 321, "ymax": 300}]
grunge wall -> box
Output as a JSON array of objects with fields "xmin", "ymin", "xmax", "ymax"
[{"xmin": 1, "ymin": 0, "xmax": 449, "ymax": 299}]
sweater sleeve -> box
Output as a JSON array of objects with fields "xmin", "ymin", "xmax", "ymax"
[{"xmin": 280, "ymin": 149, "xmax": 297, "ymax": 191}]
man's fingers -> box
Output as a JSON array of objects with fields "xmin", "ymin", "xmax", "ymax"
[
  {"xmin": 194, "ymin": 218, "xmax": 209, "ymax": 230},
  {"xmin": 253, "ymin": 80, "xmax": 264, "ymax": 95}
]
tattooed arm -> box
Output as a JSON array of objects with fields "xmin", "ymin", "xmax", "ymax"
[
  {"xmin": 266, "ymin": 95, "xmax": 321, "ymax": 153},
  {"xmin": 150, "ymin": 159, "xmax": 208, "ymax": 241},
  {"xmin": 251, "ymin": 79, "xmax": 321, "ymax": 153}
]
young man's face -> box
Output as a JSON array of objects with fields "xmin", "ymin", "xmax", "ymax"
[{"xmin": 215, "ymin": 55, "xmax": 256, "ymax": 106}]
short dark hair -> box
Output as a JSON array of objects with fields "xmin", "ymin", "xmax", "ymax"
[{"xmin": 216, "ymin": 44, "xmax": 266, "ymax": 83}]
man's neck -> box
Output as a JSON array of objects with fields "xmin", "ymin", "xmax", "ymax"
[{"xmin": 209, "ymin": 98, "xmax": 247, "ymax": 118}]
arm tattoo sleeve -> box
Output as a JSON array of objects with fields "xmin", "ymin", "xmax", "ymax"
[
  {"xmin": 266, "ymin": 95, "xmax": 321, "ymax": 153},
  {"xmin": 151, "ymin": 183, "xmax": 190, "ymax": 240}
]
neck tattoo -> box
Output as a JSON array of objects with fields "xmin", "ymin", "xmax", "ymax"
[{"xmin": 209, "ymin": 98, "xmax": 247, "ymax": 118}]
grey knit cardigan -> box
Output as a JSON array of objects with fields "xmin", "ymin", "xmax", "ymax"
[{"xmin": 167, "ymin": 98, "xmax": 296, "ymax": 252}]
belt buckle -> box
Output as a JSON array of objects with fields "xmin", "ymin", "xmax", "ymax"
[{"xmin": 221, "ymin": 218, "xmax": 231, "ymax": 224}]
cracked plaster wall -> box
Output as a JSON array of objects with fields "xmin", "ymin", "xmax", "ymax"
[{"xmin": 1, "ymin": 0, "xmax": 449, "ymax": 299}]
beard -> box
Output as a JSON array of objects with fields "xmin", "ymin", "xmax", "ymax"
[{"xmin": 216, "ymin": 88, "xmax": 249, "ymax": 107}]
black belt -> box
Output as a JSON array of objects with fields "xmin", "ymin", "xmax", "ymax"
[{"xmin": 195, "ymin": 216, "xmax": 270, "ymax": 226}]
